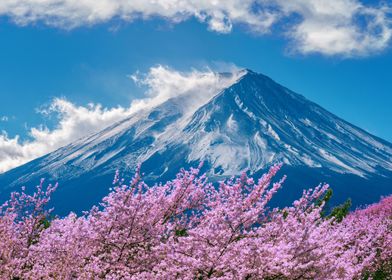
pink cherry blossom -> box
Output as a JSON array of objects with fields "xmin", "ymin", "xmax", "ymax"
[{"xmin": 0, "ymin": 164, "xmax": 390, "ymax": 279}]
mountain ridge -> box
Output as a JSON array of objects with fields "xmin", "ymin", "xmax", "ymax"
[{"xmin": 1, "ymin": 69, "xmax": 391, "ymax": 214}]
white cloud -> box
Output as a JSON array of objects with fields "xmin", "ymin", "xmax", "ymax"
[
  {"xmin": 0, "ymin": 116, "xmax": 9, "ymax": 122},
  {"xmin": 0, "ymin": 0, "xmax": 276, "ymax": 33},
  {"xmin": 0, "ymin": 65, "xmax": 242, "ymax": 173},
  {"xmin": 129, "ymin": 65, "xmax": 242, "ymax": 113},
  {"xmin": 0, "ymin": 0, "xmax": 391, "ymax": 56},
  {"xmin": 0, "ymin": 100, "xmax": 133, "ymax": 173},
  {"xmin": 273, "ymin": 0, "xmax": 392, "ymax": 56}
]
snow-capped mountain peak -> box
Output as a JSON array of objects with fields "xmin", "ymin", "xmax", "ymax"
[
  {"xmin": 1, "ymin": 69, "xmax": 391, "ymax": 213},
  {"xmin": 181, "ymin": 70, "xmax": 392, "ymax": 177}
]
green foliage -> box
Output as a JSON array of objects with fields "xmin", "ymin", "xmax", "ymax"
[
  {"xmin": 38, "ymin": 216, "xmax": 52, "ymax": 229},
  {"xmin": 363, "ymin": 268, "xmax": 391, "ymax": 280},
  {"xmin": 28, "ymin": 216, "xmax": 53, "ymax": 246},
  {"xmin": 315, "ymin": 188, "xmax": 351, "ymax": 222},
  {"xmin": 372, "ymin": 269, "xmax": 391, "ymax": 280},
  {"xmin": 316, "ymin": 188, "xmax": 333, "ymax": 208},
  {"xmin": 329, "ymin": 199, "xmax": 352, "ymax": 223},
  {"xmin": 175, "ymin": 228, "xmax": 188, "ymax": 237},
  {"xmin": 316, "ymin": 189, "xmax": 333, "ymax": 217}
]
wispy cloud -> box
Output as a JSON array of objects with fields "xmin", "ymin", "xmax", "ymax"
[
  {"xmin": 0, "ymin": 0, "xmax": 276, "ymax": 33},
  {"xmin": 0, "ymin": 65, "xmax": 241, "ymax": 173},
  {"xmin": 0, "ymin": 0, "xmax": 390, "ymax": 56},
  {"xmin": 274, "ymin": 0, "xmax": 392, "ymax": 56},
  {"xmin": 0, "ymin": 116, "xmax": 9, "ymax": 122}
]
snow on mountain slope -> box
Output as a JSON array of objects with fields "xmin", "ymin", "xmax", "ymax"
[
  {"xmin": 1, "ymin": 69, "xmax": 391, "ymax": 213},
  {"xmin": 3, "ymin": 69, "xmax": 392, "ymax": 182},
  {"xmin": 181, "ymin": 70, "xmax": 392, "ymax": 177}
]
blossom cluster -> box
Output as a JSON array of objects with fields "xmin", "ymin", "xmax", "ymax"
[{"xmin": 0, "ymin": 164, "xmax": 391, "ymax": 279}]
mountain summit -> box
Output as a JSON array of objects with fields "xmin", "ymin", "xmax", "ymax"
[{"xmin": 1, "ymin": 70, "xmax": 391, "ymax": 213}]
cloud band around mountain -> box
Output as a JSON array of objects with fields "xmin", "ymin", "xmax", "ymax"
[
  {"xmin": 0, "ymin": 0, "xmax": 391, "ymax": 56},
  {"xmin": 0, "ymin": 65, "xmax": 241, "ymax": 173}
]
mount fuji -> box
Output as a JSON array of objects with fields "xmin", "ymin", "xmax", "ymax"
[{"xmin": 1, "ymin": 70, "xmax": 391, "ymax": 214}]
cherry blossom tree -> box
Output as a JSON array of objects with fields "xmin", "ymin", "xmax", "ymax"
[{"xmin": 0, "ymin": 164, "xmax": 391, "ymax": 279}]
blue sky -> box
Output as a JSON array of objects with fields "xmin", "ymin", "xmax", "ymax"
[{"xmin": 0, "ymin": 0, "xmax": 391, "ymax": 172}]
